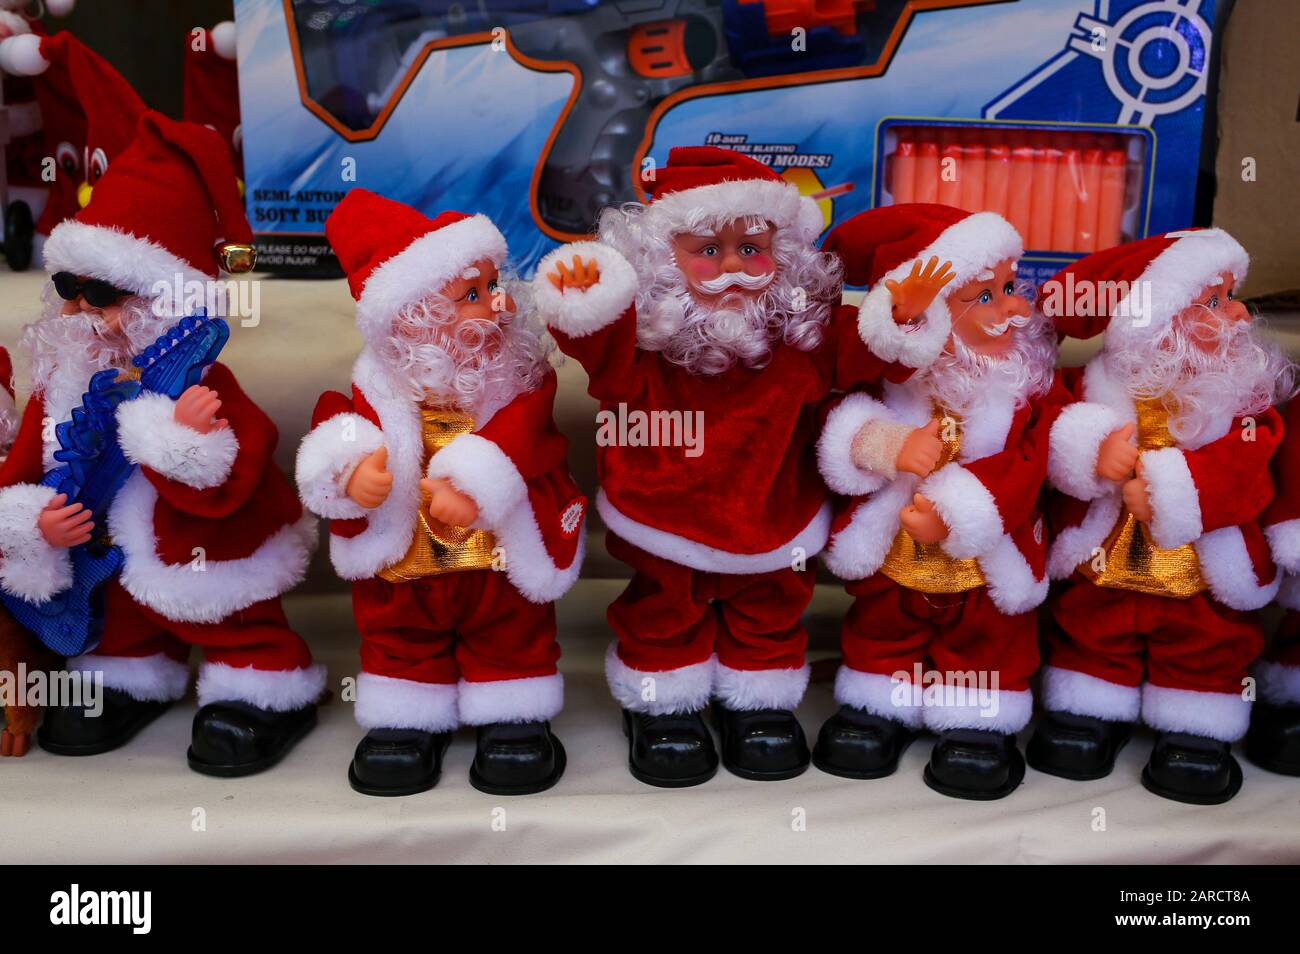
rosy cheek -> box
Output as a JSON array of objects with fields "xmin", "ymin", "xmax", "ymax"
[
  {"xmin": 685, "ymin": 256, "xmax": 721, "ymax": 282},
  {"xmin": 744, "ymin": 252, "xmax": 775, "ymax": 276}
]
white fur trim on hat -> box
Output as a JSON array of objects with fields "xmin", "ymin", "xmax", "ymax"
[
  {"xmin": 457, "ymin": 673, "xmax": 564, "ymax": 725},
  {"xmin": 0, "ymin": 33, "xmax": 45, "ymax": 75},
  {"xmin": 44, "ymin": 221, "xmax": 209, "ymax": 298},
  {"xmin": 0, "ymin": 482, "xmax": 75, "ymax": 603},
  {"xmin": 68, "ymin": 652, "xmax": 190, "ymax": 703},
  {"xmin": 833, "ymin": 666, "xmax": 924, "ymax": 728},
  {"xmin": 532, "ymin": 241, "xmax": 638, "ymax": 337},
  {"xmin": 816, "ymin": 392, "xmax": 895, "ymax": 496},
  {"xmin": 1104, "ymin": 229, "xmax": 1249, "ymax": 351},
  {"xmin": 210, "ymin": 21, "xmax": 236, "ymax": 60},
  {"xmin": 197, "ymin": 661, "xmax": 326, "ymax": 711},
  {"xmin": 1142, "ymin": 681, "xmax": 1251, "ymax": 743},
  {"xmin": 354, "ymin": 672, "xmax": 459, "ymax": 732},
  {"xmin": 605, "ymin": 643, "xmax": 715, "ymax": 715},
  {"xmin": 1041, "ymin": 665, "xmax": 1141, "ymax": 723},
  {"xmin": 644, "ymin": 177, "xmax": 824, "ymax": 244},
  {"xmin": 714, "ymin": 662, "xmax": 809, "ymax": 711},
  {"xmin": 355, "ymin": 214, "xmax": 506, "ymax": 345},
  {"xmin": 116, "ymin": 392, "xmax": 239, "ymax": 490}
]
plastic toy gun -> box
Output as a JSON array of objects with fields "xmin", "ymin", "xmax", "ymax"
[
  {"xmin": 0, "ymin": 313, "xmax": 229, "ymax": 656},
  {"xmin": 288, "ymin": 0, "xmax": 905, "ymax": 236}
]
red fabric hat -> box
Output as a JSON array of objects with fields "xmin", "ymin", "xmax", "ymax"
[
  {"xmin": 183, "ymin": 21, "xmax": 242, "ymax": 178},
  {"xmin": 822, "ymin": 203, "xmax": 1023, "ymax": 368},
  {"xmin": 641, "ymin": 145, "xmax": 825, "ymax": 242},
  {"xmin": 0, "ymin": 31, "xmax": 145, "ymax": 208},
  {"xmin": 44, "ymin": 110, "xmax": 255, "ymax": 295},
  {"xmin": 325, "ymin": 188, "xmax": 507, "ymax": 344},
  {"xmin": 1040, "ymin": 228, "xmax": 1248, "ymax": 349}
]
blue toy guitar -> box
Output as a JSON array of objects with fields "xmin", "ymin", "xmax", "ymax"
[{"xmin": 1, "ymin": 313, "xmax": 229, "ymax": 656}]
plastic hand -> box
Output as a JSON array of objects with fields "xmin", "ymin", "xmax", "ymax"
[
  {"xmin": 895, "ymin": 419, "xmax": 944, "ymax": 477},
  {"xmin": 1123, "ymin": 461, "xmax": 1153, "ymax": 524},
  {"xmin": 421, "ymin": 477, "xmax": 479, "ymax": 527},
  {"xmin": 899, "ymin": 493, "xmax": 949, "ymax": 545},
  {"xmin": 346, "ymin": 447, "xmax": 393, "ymax": 509},
  {"xmin": 174, "ymin": 385, "xmax": 228, "ymax": 434},
  {"xmin": 547, "ymin": 255, "xmax": 601, "ymax": 292},
  {"xmin": 37, "ymin": 493, "xmax": 93, "ymax": 548},
  {"xmin": 1097, "ymin": 422, "xmax": 1138, "ymax": 482},
  {"xmin": 0, "ymin": 729, "xmax": 30, "ymax": 757},
  {"xmin": 885, "ymin": 256, "xmax": 956, "ymax": 325}
]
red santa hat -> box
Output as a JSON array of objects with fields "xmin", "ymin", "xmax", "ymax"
[
  {"xmin": 1041, "ymin": 228, "xmax": 1248, "ymax": 351},
  {"xmin": 44, "ymin": 110, "xmax": 255, "ymax": 295},
  {"xmin": 823, "ymin": 202, "xmax": 1024, "ymax": 369},
  {"xmin": 0, "ymin": 31, "xmax": 145, "ymax": 207},
  {"xmin": 325, "ymin": 188, "xmax": 507, "ymax": 345},
  {"xmin": 184, "ymin": 21, "xmax": 242, "ymax": 176},
  {"xmin": 640, "ymin": 146, "xmax": 825, "ymax": 243}
]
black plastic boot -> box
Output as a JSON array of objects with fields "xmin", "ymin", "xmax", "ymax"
[
  {"xmin": 1142, "ymin": 731, "xmax": 1243, "ymax": 804},
  {"xmin": 622, "ymin": 708, "xmax": 718, "ymax": 788},
  {"xmin": 1244, "ymin": 702, "xmax": 1300, "ymax": 776},
  {"xmin": 924, "ymin": 728, "xmax": 1025, "ymax": 800},
  {"xmin": 715, "ymin": 704, "xmax": 810, "ymax": 781},
  {"xmin": 349, "ymin": 728, "xmax": 452, "ymax": 796},
  {"xmin": 469, "ymin": 721, "xmax": 566, "ymax": 795},
  {"xmin": 813, "ymin": 705, "xmax": 916, "ymax": 779},
  {"xmin": 38, "ymin": 687, "xmax": 172, "ymax": 756},
  {"xmin": 1027, "ymin": 710, "xmax": 1132, "ymax": 780},
  {"xmin": 188, "ymin": 701, "xmax": 318, "ymax": 777}
]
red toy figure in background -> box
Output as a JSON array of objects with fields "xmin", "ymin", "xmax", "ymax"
[
  {"xmin": 532, "ymin": 148, "xmax": 937, "ymax": 787},
  {"xmin": 812, "ymin": 204, "xmax": 1064, "ymax": 799},
  {"xmin": 0, "ymin": 111, "xmax": 323, "ymax": 775},
  {"xmin": 1250, "ymin": 399, "xmax": 1300, "ymax": 776},
  {"xmin": 298, "ymin": 189, "xmax": 585, "ymax": 797},
  {"xmin": 1031, "ymin": 228, "xmax": 1295, "ymax": 804},
  {"xmin": 183, "ymin": 21, "xmax": 242, "ymax": 183}
]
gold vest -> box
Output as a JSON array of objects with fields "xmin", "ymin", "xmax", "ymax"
[
  {"xmin": 1077, "ymin": 397, "xmax": 1207, "ymax": 598},
  {"xmin": 378, "ymin": 406, "xmax": 497, "ymax": 582},
  {"xmin": 880, "ymin": 405, "xmax": 987, "ymax": 594}
]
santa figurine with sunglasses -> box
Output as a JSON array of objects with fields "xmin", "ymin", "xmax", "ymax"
[
  {"xmin": 812, "ymin": 204, "xmax": 1064, "ymax": 800},
  {"xmin": 1031, "ymin": 229, "xmax": 1294, "ymax": 804},
  {"xmin": 0, "ymin": 111, "xmax": 322, "ymax": 775}
]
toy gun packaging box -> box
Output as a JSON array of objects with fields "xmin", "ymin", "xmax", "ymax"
[{"xmin": 234, "ymin": 0, "xmax": 1227, "ymax": 285}]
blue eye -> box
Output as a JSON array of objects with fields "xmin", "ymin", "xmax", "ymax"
[
  {"xmin": 979, "ymin": 290, "xmax": 992, "ymax": 304},
  {"xmin": 466, "ymin": 289, "xmax": 478, "ymax": 302},
  {"xmin": 1209, "ymin": 296, "xmax": 1218, "ymax": 308},
  {"xmin": 741, "ymin": 244, "xmax": 757, "ymax": 255}
]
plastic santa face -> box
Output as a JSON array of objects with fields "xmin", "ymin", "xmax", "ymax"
[
  {"xmin": 1177, "ymin": 271, "xmax": 1248, "ymax": 351},
  {"xmin": 438, "ymin": 257, "xmax": 514, "ymax": 323},
  {"xmin": 57, "ymin": 277, "xmax": 128, "ymax": 337},
  {"xmin": 670, "ymin": 219, "xmax": 777, "ymax": 303},
  {"xmin": 948, "ymin": 258, "xmax": 1030, "ymax": 357}
]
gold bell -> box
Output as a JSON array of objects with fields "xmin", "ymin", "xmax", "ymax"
[{"xmin": 219, "ymin": 242, "xmax": 257, "ymax": 274}]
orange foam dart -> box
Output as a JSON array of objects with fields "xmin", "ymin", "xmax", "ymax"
[
  {"xmin": 959, "ymin": 129, "xmax": 986, "ymax": 213},
  {"xmin": 938, "ymin": 129, "xmax": 962, "ymax": 208},
  {"xmin": 891, "ymin": 136, "xmax": 917, "ymax": 204},
  {"xmin": 1097, "ymin": 148, "xmax": 1127, "ymax": 248},
  {"xmin": 1028, "ymin": 139, "xmax": 1058, "ymax": 250},
  {"xmin": 1006, "ymin": 136, "xmax": 1034, "ymax": 240},
  {"xmin": 915, "ymin": 138, "xmax": 940, "ymax": 204},
  {"xmin": 1052, "ymin": 144, "xmax": 1081, "ymax": 252},
  {"xmin": 984, "ymin": 142, "xmax": 1010, "ymax": 217},
  {"xmin": 1075, "ymin": 147, "xmax": 1104, "ymax": 252}
]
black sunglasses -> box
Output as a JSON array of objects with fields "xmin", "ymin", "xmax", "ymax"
[{"xmin": 52, "ymin": 271, "xmax": 130, "ymax": 308}]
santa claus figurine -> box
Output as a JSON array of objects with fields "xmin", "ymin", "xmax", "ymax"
[
  {"xmin": 183, "ymin": 21, "xmax": 242, "ymax": 183},
  {"xmin": 1031, "ymin": 228, "xmax": 1294, "ymax": 804},
  {"xmin": 298, "ymin": 189, "xmax": 584, "ymax": 797},
  {"xmin": 811, "ymin": 204, "xmax": 1062, "ymax": 799},
  {"xmin": 532, "ymin": 147, "xmax": 932, "ymax": 787},
  {"xmin": 0, "ymin": 110, "xmax": 323, "ymax": 775},
  {"xmin": 1248, "ymin": 400, "xmax": 1300, "ymax": 776}
]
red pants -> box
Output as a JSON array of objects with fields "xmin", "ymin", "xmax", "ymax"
[
  {"xmin": 73, "ymin": 580, "xmax": 322, "ymax": 711},
  {"xmin": 835, "ymin": 574, "xmax": 1038, "ymax": 733},
  {"xmin": 1043, "ymin": 576, "xmax": 1263, "ymax": 741},
  {"xmin": 353, "ymin": 569, "xmax": 561, "ymax": 731},
  {"xmin": 1258, "ymin": 609, "xmax": 1300, "ymax": 706},
  {"xmin": 605, "ymin": 533, "xmax": 815, "ymax": 713}
]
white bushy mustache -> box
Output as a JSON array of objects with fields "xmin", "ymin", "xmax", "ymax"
[
  {"xmin": 691, "ymin": 269, "xmax": 776, "ymax": 294},
  {"xmin": 983, "ymin": 311, "xmax": 1032, "ymax": 338}
]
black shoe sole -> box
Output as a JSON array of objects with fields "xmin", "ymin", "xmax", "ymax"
[
  {"xmin": 469, "ymin": 735, "xmax": 567, "ymax": 796},
  {"xmin": 1026, "ymin": 732, "xmax": 1131, "ymax": 782},
  {"xmin": 187, "ymin": 708, "xmax": 318, "ymax": 779},
  {"xmin": 1243, "ymin": 739, "xmax": 1300, "ymax": 777},
  {"xmin": 923, "ymin": 746, "xmax": 1027, "ymax": 801},
  {"xmin": 812, "ymin": 731, "xmax": 916, "ymax": 780},
  {"xmin": 622, "ymin": 709, "xmax": 718, "ymax": 789},
  {"xmin": 1141, "ymin": 754, "xmax": 1244, "ymax": 805},
  {"xmin": 37, "ymin": 701, "xmax": 173, "ymax": 757},
  {"xmin": 347, "ymin": 733, "xmax": 452, "ymax": 797},
  {"xmin": 722, "ymin": 755, "xmax": 810, "ymax": 782}
]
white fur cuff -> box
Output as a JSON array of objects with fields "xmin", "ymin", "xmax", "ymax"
[
  {"xmin": 1041, "ymin": 665, "xmax": 1141, "ymax": 723},
  {"xmin": 532, "ymin": 241, "xmax": 638, "ymax": 337},
  {"xmin": 922, "ymin": 464, "xmax": 1004, "ymax": 560},
  {"xmin": 458, "ymin": 673, "xmax": 564, "ymax": 725},
  {"xmin": 922, "ymin": 687, "xmax": 1033, "ymax": 734},
  {"xmin": 296, "ymin": 413, "xmax": 384, "ymax": 520},
  {"xmin": 1256, "ymin": 660, "xmax": 1300, "ymax": 707},
  {"xmin": 427, "ymin": 433, "xmax": 527, "ymax": 528},
  {"xmin": 1140, "ymin": 446, "xmax": 1203, "ymax": 549},
  {"xmin": 354, "ymin": 672, "xmax": 459, "ymax": 732},
  {"xmin": 197, "ymin": 661, "xmax": 326, "ymax": 712},
  {"xmin": 116, "ymin": 392, "xmax": 239, "ymax": 490},
  {"xmin": 0, "ymin": 483, "xmax": 74, "ymax": 603},
  {"xmin": 833, "ymin": 667, "xmax": 924, "ymax": 728},
  {"xmin": 816, "ymin": 392, "xmax": 895, "ymax": 496},
  {"xmin": 714, "ymin": 662, "xmax": 810, "ymax": 711},
  {"xmin": 605, "ymin": 643, "xmax": 715, "ymax": 715},
  {"xmin": 1266, "ymin": 519, "xmax": 1300, "ymax": 575},
  {"xmin": 1142, "ymin": 682, "xmax": 1250, "ymax": 743},
  {"xmin": 68, "ymin": 652, "xmax": 190, "ymax": 703},
  {"xmin": 1048, "ymin": 401, "xmax": 1128, "ymax": 501},
  {"xmin": 856, "ymin": 281, "xmax": 951, "ymax": 369}
]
